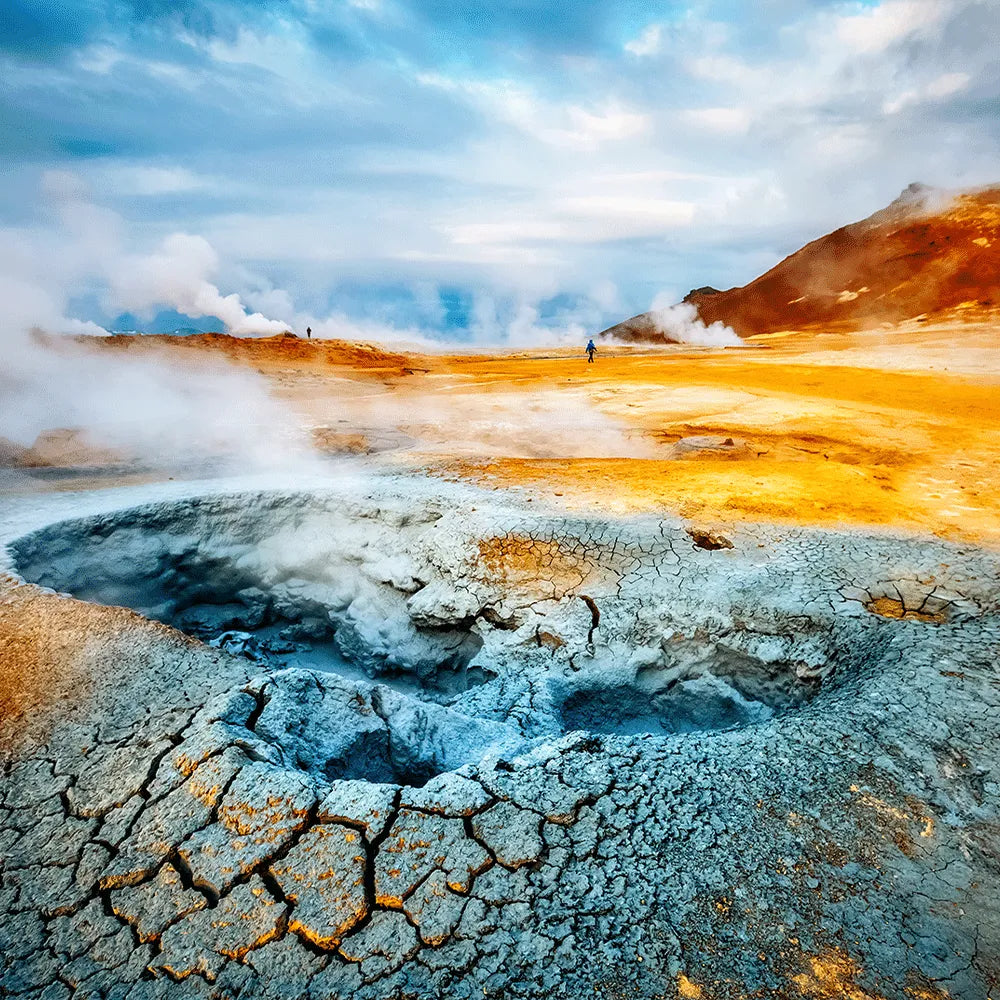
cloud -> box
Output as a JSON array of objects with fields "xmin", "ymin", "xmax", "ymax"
[
  {"xmin": 833, "ymin": 0, "xmax": 949, "ymax": 54},
  {"xmin": 417, "ymin": 73, "xmax": 650, "ymax": 150},
  {"xmin": 625, "ymin": 24, "xmax": 663, "ymax": 57},
  {"xmin": 0, "ymin": 0, "xmax": 998, "ymax": 343},
  {"xmin": 101, "ymin": 164, "xmax": 207, "ymax": 195},
  {"xmin": 681, "ymin": 107, "xmax": 752, "ymax": 134},
  {"xmin": 883, "ymin": 71, "xmax": 971, "ymax": 114}
]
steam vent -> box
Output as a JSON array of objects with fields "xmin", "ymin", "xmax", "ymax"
[{"xmin": 2, "ymin": 480, "xmax": 999, "ymax": 999}]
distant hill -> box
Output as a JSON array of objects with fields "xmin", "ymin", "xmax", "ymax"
[{"xmin": 602, "ymin": 183, "xmax": 1000, "ymax": 341}]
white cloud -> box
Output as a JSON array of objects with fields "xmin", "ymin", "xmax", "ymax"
[
  {"xmin": 444, "ymin": 220, "xmax": 568, "ymax": 246},
  {"xmin": 194, "ymin": 23, "xmax": 355, "ymax": 108},
  {"xmin": 558, "ymin": 195, "xmax": 697, "ymax": 227},
  {"xmin": 416, "ymin": 73, "xmax": 649, "ymax": 150},
  {"xmin": 102, "ymin": 165, "xmax": 206, "ymax": 196},
  {"xmin": 3, "ymin": 0, "xmax": 998, "ymax": 346},
  {"xmin": 438, "ymin": 194, "xmax": 696, "ymax": 255},
  {"xmin": 75, "ymin": 44, "xmax": 123, "ymax": 75},
  {"xmin": 833, "ymin": 0, "xmax": 949, "ymax": 54},
  {"xmin": 883, "ymin": 71, "xmax": 971, "ymax": 113},
  {"xmin": 681, "ymin": 106, "xmax": 752, "ymax": 134},
  {"xmin": 686, "ymin": 54, "xmax": 770, "ymax": 89},
  {"xmin": 625, "ymin": 23, "xmax": 663, "ymax": 57}
]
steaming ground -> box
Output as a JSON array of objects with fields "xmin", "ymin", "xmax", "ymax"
[
  {"xmin": 15, "ymin": 319, "xmax": 992, "ymax": 543},
  {"xmin": 1, "ymin": 321, "xmax": 1000, "ymax": 997}
]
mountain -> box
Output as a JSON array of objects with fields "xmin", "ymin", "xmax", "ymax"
[{"xmin": 602, "ymin": 183, "xmax": 1000, "ymax": 341}]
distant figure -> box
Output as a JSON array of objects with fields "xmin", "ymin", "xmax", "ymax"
[
  {"xmin": 306, "ymin": 326, "xmax": 312, "ymax": 339},
  {"xmin": 586, "ymin": 339, "xmax": 597, "ymax": 363}
]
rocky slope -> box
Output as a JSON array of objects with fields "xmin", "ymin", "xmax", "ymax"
[{"xmin": 604, "ymin": 183, "xmax": 1000, "ymax": 340}]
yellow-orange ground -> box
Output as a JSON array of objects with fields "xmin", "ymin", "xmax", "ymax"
[{"xmin": 56, "ymin": 322, "xmax": 1000, "ymax": 546}]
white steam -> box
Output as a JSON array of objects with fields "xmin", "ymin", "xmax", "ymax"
[
  {"xmin": 363, "ymin": 388, "xmax": 657, "ymax": 460},
  {"xmin": 4, "ymin": 172, "xmax": 292, "ymax": 339},
  {"xmin": 0, "ymin": 175, "xmax": 322, "ymax": 477},
  {"xmin": 468, "ymin": 294, "xmax": 613, "ymax": 348},
  {"xmin": 0, "ymin": 334, "xmax": 324, "ymax": 476},
  {"xmin": 646, "ymin": 299, "xmax": 742, "ymax": 347},
  {"xmin": 111, "ymin": 234, "xmax": 290, "ymax": 337}
]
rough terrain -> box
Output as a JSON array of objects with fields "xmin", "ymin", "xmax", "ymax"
[
  {"xmin": 1, "ymin": 480, "xmax": 999, "ymax": 999},
  {"xmin": 38, "ymin": 321, "xmax": 1000, "ymax": 546},
  {"xmin": 2, "ymin": 303, "xmax": 1000, "ymax": 999}
]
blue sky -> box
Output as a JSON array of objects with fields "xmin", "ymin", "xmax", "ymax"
[{"xmin": 2, "ymin": 0, "xmax": 998, "ymax": 342}]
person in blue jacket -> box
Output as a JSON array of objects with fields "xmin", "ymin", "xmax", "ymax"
[{"xmin": 586, "ymin": 339, "xmax": 597, "ymax": 363}]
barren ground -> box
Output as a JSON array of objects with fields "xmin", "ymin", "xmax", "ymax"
[
  {"xmin": 56, "ymin": 321, "xmax": 1000, "ymax": 545},
  {"xmin": 2, "ymin": 323, "xmax": 1000, "ymax": 999}
]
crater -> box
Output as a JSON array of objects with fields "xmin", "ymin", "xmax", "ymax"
[
  {"xmin": 559, "ymin": 676, "xmax": 770, "ymax": 735},
  {"xmin": 553, "ymin": 638, "xmax": 828, "ymax": 737},
  {"xmin": 10, "ymin": 492, "xmax": 489, "ymax": 701},
  {"xmin": 9, "ymin": 491, "xmax": 846, "ymax": 784}
]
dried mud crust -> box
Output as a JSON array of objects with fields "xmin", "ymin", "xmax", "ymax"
[{"xmin": 1, "ymin": 486, "xmax": 999, "ymax": 1000}]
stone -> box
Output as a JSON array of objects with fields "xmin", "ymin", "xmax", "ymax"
[
  {"xmin": 472, "ymin": 800, "xmax": 544, "ymax": 869},
  {"xmin": 317, "ymin": 781, "xmax": 398, "ymax": 840},
  {"xmin": 270, "ymin": 822, "xmax": 368, "ymax": 948},
  {"xmin": 253, "ymin": 671, "xmax": 392, "ymax": 781},
  {"xmin": 242, "ymin": 935, "xmax": 327, "ymax": 998},
  {"xmin": 338, "ymin": 910, "xmax": 420, "ymax": 973},
  {"xmin": 375, "ymin": 808, "xmax": 492, "ymax": 907},
  {"xmin": 400, "ymin": 772, "xmax": 491, "ymax": 817},
  {"xmin": 154, "ymin": 877, "xmax": 285, "ymax": 981},
  {"xmin": 100, "ymin": 748, "xmax": 245, "ymax": 890},
  {"xmin": 5, "ymin": 483, "xmax": 1000, "ymax": 1000},
  {"xmin": 68, "ymin": 740, "xmax": 173, "ymax": 817},
  {"xmin": 178, "ymin": 761, "xmax": 316, "ymax": 894},
  {"xmin": 402, "ymin": 869, "xmax": 467, "ymax": 946},
  {"xmin": 110, "ymin": 863, "xmax": 207, "ymax": 942}
]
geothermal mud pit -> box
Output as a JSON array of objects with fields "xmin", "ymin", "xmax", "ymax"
[{"xmin": 2, "ymin": 483, "xmax": 999, "ymax": 998}]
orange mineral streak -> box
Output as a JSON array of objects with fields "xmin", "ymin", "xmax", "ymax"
[
  {"xmin": 903, "ymin": 982, "xmax": 953, "ymax": 1000},
  {"xmin": 63, "ymin": 315, "xmax": 1000, "ymax": 548},
  {"xmin": 76, "ymin": 331, "xmax": 412, "ymax": 377},
  {"xmin": 173, "ymin": 754, "xmax": 201, "ymax": 780},
  {"xmin": 426, "ymin": 339, "xmax": 1000, "ymax": 546},
  {"xmin": 476, "ymin": 536, "xmax": 594, "ymax": 595},
  {"xmin": 289, "ymin": 916, "xmax": 359, "ymax": 950},
  {"xmin": 0, "ymin": 580, "xmax": 130, "ymax": 747},
  {"xmin": 790, "ymin": 950, "xmax": 887, "ymax": 1000},
  {"xmin": 848, "ymin": 788, "xmax": 937, "ymax": 858},
  {"xmin": 219, "ymin": 797, "xmax": 310, "ymax": 838},
  {"xmin": 865, "ymin": 597, "xmax": 947, "ymax": 624},
  {"xmin": 678, "ymin": 973, "xmax": 704, "ymax": 998}
]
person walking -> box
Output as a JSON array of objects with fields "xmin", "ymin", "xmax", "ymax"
[
  {"xmin": 306, "ymin": 326, "xmax": 312, "ymax": 339},
  {"xmin": 586, "ymin": 338, "xmax": 597, "ymax": 363}
]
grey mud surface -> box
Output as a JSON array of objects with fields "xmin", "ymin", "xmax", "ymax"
[{"xmin": 1, "ymin": 476, "xmax": 999, "ymax": 999}]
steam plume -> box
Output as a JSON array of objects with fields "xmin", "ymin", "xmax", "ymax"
[{"xmin": 647, "ymin": 301, "xmax": 742, "ymax": 347}]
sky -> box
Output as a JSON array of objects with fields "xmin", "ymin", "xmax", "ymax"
[{"xmin": 2, "ymin": 0, "xmax": 999, "ymax": 343}]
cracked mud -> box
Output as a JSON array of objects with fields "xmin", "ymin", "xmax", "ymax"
[{"xmin": 2, "ymin": 482, "xmax": 999, "ymax": 999}]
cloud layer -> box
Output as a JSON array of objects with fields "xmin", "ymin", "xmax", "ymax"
[{"xmin": 1, "ymin": 0, "xmax": 998, "ymax": 342}]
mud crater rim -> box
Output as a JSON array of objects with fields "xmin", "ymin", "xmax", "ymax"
[{"xmin": 8, "ymin": 490, "xmax": 854, "ymax": 783}]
